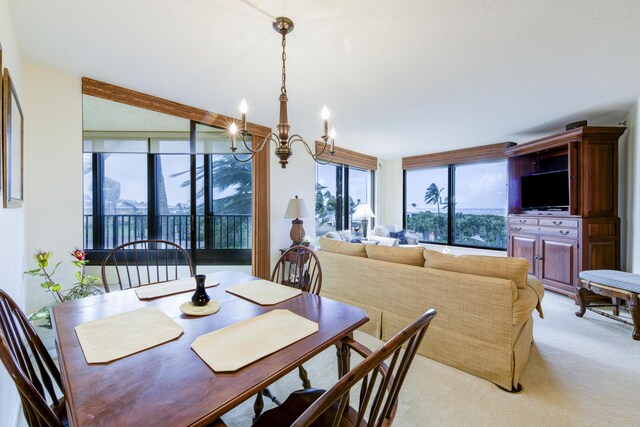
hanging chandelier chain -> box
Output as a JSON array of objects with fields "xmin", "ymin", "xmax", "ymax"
[{"xmin": 281, "ymin": 31, "xmax": 287, "ymax": 96}]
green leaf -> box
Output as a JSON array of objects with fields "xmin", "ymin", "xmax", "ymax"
[
  {"xmin": 28, "ymin": 306, "xmax": 51, "ymax": 321},
  {"xmin": 51, "ymin": 284, "xmax": 61, "ymax": 292},
  {"xmin": 75, "ymin": 271, "xmax": 82, "ymax": 281},
  {"xmin": 49, "ymin": 261, "xmax": 63, "ymax": 275},
  {"xmin": 40, "ymin": 282, "xmax": 51, "ymax": 289}
]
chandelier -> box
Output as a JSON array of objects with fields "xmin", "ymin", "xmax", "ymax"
[{"xmin": 228, "ymin": 17, "xmax": 336, "ymax": 169}]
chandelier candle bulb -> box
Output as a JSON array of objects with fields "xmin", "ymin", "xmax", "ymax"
[
  {"xmin": 322, "ymin": 106, "xmax": 330, "ymax": 138},
  {"xmin": 240, "ymin": 99, "xmax": 248, "ymax": 132},
  {"xmin": 229, "ymin": 122, "xmax": 238, "ymax": 150}
]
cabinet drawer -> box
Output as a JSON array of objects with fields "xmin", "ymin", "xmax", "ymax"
[
  {"xmin": 538, "ymin": 227, "xmax": 578, "ymax": 238},
  {"xmin": 510, "ymin": 225, "xmax": 538, "ymax": 234},
  {"xmin": 539, "ymin": 219, "xmax": 579, "ymax": 228},
  {"xmin": 509, "ymin": 218, "xmax": 538, "ymax": 226}
]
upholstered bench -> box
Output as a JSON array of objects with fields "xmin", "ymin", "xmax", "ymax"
[{"xmin": 576, "ymin": 270, "xmax": 640, "ymax": 341}]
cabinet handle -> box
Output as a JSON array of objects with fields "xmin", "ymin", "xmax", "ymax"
[
  {"xmin": 514, "ymin": 227, "xmax": 522, "ymax": 231},
  {"xmin": 553, "ymin": 220, "xmax": 563, "ymax": 226},
  {"xmin": 534, "ymin": 255, "xmax": 543, "ymax": 261},
  {"xmin": 559, "ymin": 230, "xmax": 570, "ymax": 235},
  {"xmin": 519, "ymin": 219, "xmax": 526, "ymax": 224}
]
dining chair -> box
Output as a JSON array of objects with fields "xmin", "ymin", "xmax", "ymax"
[
  {"xmin": 253, "ymin": 308, "xmax": 437, "ymax": 427},
  {"xmin": 101, "ymin": 239, "xmax": 194, "ymax": 292},
  {"xmin": 0, "ymin": 289, "xmax": 67, "ymax": 427},
  {"xmin": 271, "ymin": 245, "xmax": 323, "ymax": 295},
  {"xmin": 254, "ymin": 245, "xmax": 324, "ymax": 420}
]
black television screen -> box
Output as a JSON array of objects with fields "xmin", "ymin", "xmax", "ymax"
[{"xmin": 521, "ymin": 170, "xmax": 569, "ymax": 209}]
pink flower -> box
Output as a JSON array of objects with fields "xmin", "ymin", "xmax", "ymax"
[{"xmin": 70, "ymin": 249, "xmax": 85, "ymax": 261}]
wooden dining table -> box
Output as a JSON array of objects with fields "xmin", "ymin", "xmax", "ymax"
[{"xmin": 52, "ymin": 270, "xmax": 369, "ymax": 426}]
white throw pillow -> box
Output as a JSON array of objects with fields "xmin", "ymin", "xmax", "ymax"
[{"xmin": 368, "ymin": 235, "xmax": 399, "ymax": 247}]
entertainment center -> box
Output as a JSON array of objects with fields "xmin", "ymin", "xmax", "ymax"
[{"xmin": 505, "ymin": 126, "xmax": 625, "ymax": 298}]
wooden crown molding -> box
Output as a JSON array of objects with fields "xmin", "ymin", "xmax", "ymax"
[
  {"xmin": 315, "ymin": 141, "xmax": 378, "ymax": 171},
  {"xmin": 402, "ymin": 142, "xmax": 511, "ymax": 170},
  {"xmin": 82, "ymin": 77, "xmax": 271, "ymax": 137}
]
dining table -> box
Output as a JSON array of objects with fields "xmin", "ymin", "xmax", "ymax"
[{"xmin": 51, "ymin": 270, "xmax": 369, "ymax": 426}]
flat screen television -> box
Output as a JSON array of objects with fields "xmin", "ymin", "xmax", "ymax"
[{"xmin": 521, "ymin": 170, "xmax": 569, "ymax": 210}]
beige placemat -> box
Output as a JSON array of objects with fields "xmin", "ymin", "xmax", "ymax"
[
  {"xmin": 75, "ymin": 307, "xmax": 183, "ymax": 363},
  {"xmin": 135, "ymin": 276, "xmax": 220, "ymax": 300},
  {"xmin": 225, "ymin": 279, "xmax": 301, "ymax": 305},
  {"xmin": 192, "ymin": 309, "xmax": 318, "ymax": 372}
]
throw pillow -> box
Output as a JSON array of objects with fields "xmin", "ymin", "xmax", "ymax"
[
  {"xmin": 350, "ymin": 238, "xmax": 362, "ymax": 243},
  {"xmin": 423, "ymin": 249, "xmax": 529, "ymax": 289},
  {"xmin": 389, "ymin": 229, "xmax": 408, "ymax": 245},
  {"xmin": 337, "ymin": 230, "xmax": 352, "ymax": 242},
  {"xmin": 365, "ymin": 245, "xmax": 425, "ymax": 266},
  {"xmin": 368, "ymin": 235, "xmax": 399, "ymax": 247},
  {"xmin": 324, "ymin": 231, "xmax": 341, "ymax": 240},
  {"xmin": 319, "ymin": 237, "xmax": 367, "ymax": 257}
]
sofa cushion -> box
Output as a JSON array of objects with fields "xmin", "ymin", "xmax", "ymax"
[
  {"xmin": 365, "ymin": 245, "xmax": 425, "ymax": 266},
  {"xmin": 389, "ymin": 229, "xmax": 408, "ymax": 244},
  {"xmin": 319, "ymin": 237, "xmax": 367, "ymax": 257},
  {"xmin": 368, "ymin": 235, "xmax": 399, "ymax": 247},
  {"xmin": 324, "ymin": 231, "xmax": 342, "ymax": 240},
  {"xmin": 423, "ymin": 249, "xmax": 529, "ymax": 289}
]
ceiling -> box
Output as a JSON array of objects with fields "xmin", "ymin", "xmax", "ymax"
[{"xmin": 9, "ymin": 0, "xmax": 640, "ymax": 159}]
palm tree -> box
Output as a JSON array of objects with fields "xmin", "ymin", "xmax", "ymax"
[
  {"xmin": 172, "ymin": 155, "xmax": 252, "ymax": 214},
  {"xmin": 424, "ymin": 183, "xmax": 446, "ymax": 215}
]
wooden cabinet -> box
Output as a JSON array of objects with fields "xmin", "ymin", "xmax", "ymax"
[{"xmin": 506, "ymin": 126, "xmax": 624, "ymax": 298}]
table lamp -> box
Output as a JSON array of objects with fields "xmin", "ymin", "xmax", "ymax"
[
  {"xmin": 352, "ymin": 203, "xmax": 376, "ymax": 238},
  {"xmin": 284, "ymin": 195, "xmax": 309, "ymax": 246}
]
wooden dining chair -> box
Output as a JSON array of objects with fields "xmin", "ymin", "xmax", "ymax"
[
  {"xmin": 271, "ymin": 245, "xmax": 323, "ymax": 295},
  {"xmin": 0, "ymin": 289, "xmax": 67, "ymax": 427},
  {"xmin": 253, "ymin": 308, "xmax": 437, "ymax": 427},
  {"xmin": 254, "ymin": 245, "xmax": 324, "ymax": 420},
  {"xmin": 101, "ymin": 239, "xmax": 194, "ymax": 292}
]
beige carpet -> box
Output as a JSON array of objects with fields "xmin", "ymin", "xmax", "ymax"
[{"xmin": 222, "ymin": 291, "xmax": 640, "ymax": 426}]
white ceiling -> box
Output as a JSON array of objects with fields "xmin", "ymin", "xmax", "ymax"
[{"xmin": 9, "ymin": 0, "xmax": 640, "ymax": 159}]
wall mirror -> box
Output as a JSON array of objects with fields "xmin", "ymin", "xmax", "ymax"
[{"xmin": 2, "ymin": 68, "xmax": 24, "ymax": 208}]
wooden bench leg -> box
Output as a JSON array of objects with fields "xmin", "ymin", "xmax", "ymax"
[
  {"xmin": 630, "ymin": 293, "xmax": 640, "ymax": 341},
  {"xmin": 575, "ymin": 287, "xmax": 588, "ymax": 317},
  {"xmin": 612, "ymin": 297, "xmax": 620, "ymax": 316}
]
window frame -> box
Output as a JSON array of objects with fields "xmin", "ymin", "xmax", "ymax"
[
  {"xmin": 315, "ymin": 163, "xmax": 375, "ymax": 236},
  {"xmin": 84, "ymin": 148, "xmax": 252, "ymax": 266},
  {"xmin": 403, "ymin": 159, "xmax": 507, "ymax": 251}
]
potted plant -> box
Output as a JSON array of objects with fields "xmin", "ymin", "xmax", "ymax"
[{"xmin": 25, "ymin": 249, "xmax": 103, "ymax": 329}]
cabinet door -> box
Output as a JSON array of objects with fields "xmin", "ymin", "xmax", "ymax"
[
  {"xmin": 540, "ymin": 237, "xmax": 578, "ymax": 294},
  {"xmin": 510, "ymin": 234, "xmax": 537, "ymax": 276}
]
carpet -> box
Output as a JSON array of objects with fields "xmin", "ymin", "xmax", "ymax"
[{"xmin": 222, "ymin": 291, "xmax": 640, "ymax": 426}]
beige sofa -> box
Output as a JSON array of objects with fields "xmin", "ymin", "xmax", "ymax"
[{"xmin": 317, "ymin": 237, "xmax": 544, "ymax": 390}]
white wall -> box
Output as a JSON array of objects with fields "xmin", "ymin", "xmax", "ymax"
[
  {"xmin": 269, "ymin": 152, "xmax": 316, "ymax": 270},
  {"xmin": 377, "ymin": 158, "xmax": 404, "ymax": 226},
  {"xmin": 0, "ymin": 0, "xmax": 25, "ymax": 424},
  {"xmin": 624, "ymin": 99, "xmax": 639, "ymax": 271},
  {"xmin": 23, "ymin": 62, "xmax": 84, "ymax": 315}
]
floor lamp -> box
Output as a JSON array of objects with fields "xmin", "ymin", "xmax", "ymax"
[{"xmin": 352, "ymin": 203, "xmax": 375, "ymax": 239}]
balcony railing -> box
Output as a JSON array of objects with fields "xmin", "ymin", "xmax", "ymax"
[{"xmin": 84, "ymin": 214, "xmax": 252, "ymax": 250}]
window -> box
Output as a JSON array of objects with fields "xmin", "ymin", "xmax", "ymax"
[
  {"xmin": 83, "ymin": 136, "xmax": 253, "ymax": 265},
  {"xmin": 315, "ymin": 163, "xmax": 375, "ymax": 238},
  {"xmin": 404, "ymin": 159, "xmax": 507, "ymax": 249}
]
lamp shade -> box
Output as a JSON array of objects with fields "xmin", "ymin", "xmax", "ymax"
[
  {"xmin": 284, "ymin": 195, "xmax": 309, "ymax": 219},
  {"xmin": 352, "ymin": 203, "xmax": 375, "ymax": 220}
]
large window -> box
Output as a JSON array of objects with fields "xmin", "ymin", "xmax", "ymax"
[
  {"xmin": 404, "ymin": 159, "xmax": 507, "ymax": 249},
  {"xmin": 315, "ymin": 164, "xmax": 374, "ymax": 238},
  {"xmin": 83, "ymin": 135, "xmax": 253, "ymax": 265}
]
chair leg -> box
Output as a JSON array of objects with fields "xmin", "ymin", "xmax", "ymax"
[
  {"xmin": 298, "ymin": 365, "xmax": 311, "ymax": 389},
  {"xmin": 253, "ymin": 387, "xmax": 281, "ymax": 422},
  {"xmin": 253, "ymin": 392, "xmax": 264, "ymax": 423}
]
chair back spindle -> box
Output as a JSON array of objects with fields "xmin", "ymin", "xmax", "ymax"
[
  {"xmin": 101, "ymin": 239, "xmax": 194, "ymax": 292},
  {"xmin": 0, "ymin": 289, "xmax": 66, "ymax": 427},
  {"xmin": 271, "ymin": 246, "xmax": 322, "ymax": 295},
  {"xmin": 294, "ymin": 309, "xmax": 437, "ymax": 427}
]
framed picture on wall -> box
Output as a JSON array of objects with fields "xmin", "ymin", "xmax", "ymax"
[
  {"xmin": 2, "ymin": 67, "xmax": 24, "ymax": 208},
  {"xmin": 0, "ymin": 42, "xmax": 3, "ymax": 200}
]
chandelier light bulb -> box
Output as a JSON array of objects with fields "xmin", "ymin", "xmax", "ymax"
[
  {"xmin": 229, "ymin": 122, "xmax": 238, "ymax": 135},
  {"xmin": 240, "ymin": 98, "xmax": 248, "ymax": 114},
  {"xmin": 321, "ymin": 105, "xmax": 330, "ymax": 120},
  {"xmin": 329, "ymin": 127, "xmax": 337, "ymax": 139}
]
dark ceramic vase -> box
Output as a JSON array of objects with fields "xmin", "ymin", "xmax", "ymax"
[{"xmin": 191, "ymin": 274, "xmax": 210, "ymax": 306}]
